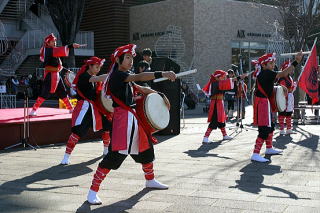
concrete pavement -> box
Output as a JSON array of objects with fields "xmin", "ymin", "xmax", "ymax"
[{"xmin": 0, "ymin": 105, "xmax": 319, "ymax": 213}]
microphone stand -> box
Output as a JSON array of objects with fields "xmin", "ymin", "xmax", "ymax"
[{"xmin": 229, "ymin": 56, "xmax": 255, "ymax": 133}]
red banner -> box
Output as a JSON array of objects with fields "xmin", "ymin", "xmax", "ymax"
[{"xmin": 298, "ymin": 42, "xmax": 319, "ymax": 104}]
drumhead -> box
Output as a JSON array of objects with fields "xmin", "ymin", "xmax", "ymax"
[
  {"xmin": 144, "ymin": 93, "xmax": 170, "ymax": 130},
  {"xmin": 275, "ymin": 86, "xmax": 286, "ymax": 112},
  {"xmin": 100, "ymin": 90, "xmax": 114, "ymax": 112}
]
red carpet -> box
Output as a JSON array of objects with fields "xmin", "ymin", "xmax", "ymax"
[{"xmin": 0, "ymin": 107, "xmax": 71, "ymax": 124}]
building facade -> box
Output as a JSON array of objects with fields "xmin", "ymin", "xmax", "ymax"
[{"xmin": 130, "ymin": 0, "xmax": 281, "ymax": 88}]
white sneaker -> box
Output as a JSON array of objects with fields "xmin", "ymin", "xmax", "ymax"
[
  {"xmin": 223, "ymin": 135, "xmax": 232, "ymax": 140},
  {"xmin": 103, "ymin": 147, "xmax": 109, "ymax": 156},
  {"xmin": 280, "ymin": 130, "xmax": 286, "ymax": 135},
  {"xmin": 87, "ymin": 189, "xmax": 102, "ymax": 205},
  {"xmin": 265, "ymin": 148, "xmax": 283, "ymax": 155},
  {"xmin": 251, "ymin": 153, "xmax": 269, "ymax": 162},
  {"xmin": 29, "ymin": 110, "xmax": 37, "ymax": 116},
  {"xmin": 146, "ymin": 179, "xmax": 168, "ymax": 189},
  {"xmin": 60, "ymin": 153, "xmax": 70, "ymax": 165},
  {"xmin": 202, "ymin": 137, "xmax": 213, "ymax": 144},
  {"xmin": 286, "ymin": 129, "xmax": 294, "ymax": 134}
]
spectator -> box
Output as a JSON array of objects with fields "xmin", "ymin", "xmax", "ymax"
[
  {"xmin": 181, "ymin": 82, "xmax": 196, "ymax": 110},
  {"xmin": 134, "ymin": 60, "xmax": 151, "ymax": 87},
  {"xmin": 11, "ymin": 76, "xmax": 19, "ymax": 95}
]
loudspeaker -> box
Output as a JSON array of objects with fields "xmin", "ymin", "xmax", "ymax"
[
  {"xmin": 150, "ymin": 57, "xmax": 180, "ymax": 74},
  {"xmin": 152, "ymin": 79, "xmax": 181, "ymax": 135}
]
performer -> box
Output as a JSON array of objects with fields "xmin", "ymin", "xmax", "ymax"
[
  {"xmin": 251, "ymin": 52, "xmax": 303, "ymax": 162},
  {"xmin": 60, "ymin": 57, "xmax": 112, "ymax": 165},
  {"xmin": 225, "ymin": 69, "xmax": 236, "ymax": 119},
  {"xmin": 236, "ymin": 79, "xmax": 248, "ymax": 120},
  {"xmin": 29, "ymin": 33, "xmax": 82, "ymax": 116},
  {"xmin": 202, "ymin": 70, "xmax": 246, "ymax": 143},
  {"xmin": 86, "ymin": 44, "xmax": 176, "ymax": 205},
  {"xmin": 278, "ymin": 61, "xmax": 296, "ymax": 135}
]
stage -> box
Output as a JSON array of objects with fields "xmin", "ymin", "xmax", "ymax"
[{"xmin": 0, "ymin": 107, "xmax": 101, "ymax": 150}]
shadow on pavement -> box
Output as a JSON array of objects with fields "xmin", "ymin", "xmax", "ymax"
[
  {"xmin": 76, "ymin": 188, "xmax": 153, "ymax": 213},
  {"xmin": 0, "ymin": 156, "xmax": 102, "ymax": 195},
  {"xmin": 230, "ymin": 162, "xmax": 302, "ymax": 199},
  {"xmin": 183, "ymin": 141, "xmax": 232, "ymax": 159}
]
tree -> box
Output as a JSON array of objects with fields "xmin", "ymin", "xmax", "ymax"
[
  {"xmin": 276, "ymin": 0, "xmax": 319, "ymax": 119},
  {"xmin": 46, "ymin": 0, "xmax": 86, "ymax": 67}
]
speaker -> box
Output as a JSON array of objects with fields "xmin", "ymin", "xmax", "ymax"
[
  {"xmin": 150, "ymin": 57, "xmax": 180, "ymax": 74},
  {"xmin": 152, "ymin": 79, "xmax": 181, "ymax": 135}
]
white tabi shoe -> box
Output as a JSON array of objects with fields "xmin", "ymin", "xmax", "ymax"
[
  {"xmin": 202, "ymin": 137, "xmax": 213, "ymax": 144},
  {"xmin": 286, "ymin": 129, "xmax": 294, "ymax": 135},
  {"xmin": 87, "ymin": 189, "xmax": 102, "ymax": 205},
  {"xmin": 223, "ymin": 135, "xmax": 232, "ymax": 140},
  {"xmin": 29, "ymin": 110, "xmax": 37, "ymax": 116},
  {"xmin": 146, "ymin": 179, "xmax": 169, "ymax": 189},
  {"xmin": 60, "ymin": 153, "xmax": 70, "ymax": 165},
  {"xmin": 251, "ymin": 153, "xmax": 269, "ymax": 162},
  {"xmin": 279, "ymin": 130, "xmax": 286, "ymax": 135},
  {"xmin": 265, "ymin": 148, "xmax": 283, "ymax": 155},
  {"xmin": 103, "ymin": 146, "xmax": 109, "ymax": 156}
]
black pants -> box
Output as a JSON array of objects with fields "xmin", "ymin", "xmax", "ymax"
[
  {"xmin": 208, "ymin": 102, "xmax": 225, "ymax": 129},
  {"xmin": 278, "ymin": 111, "xmax": 293, "ymax": 116},
  {"xmin": 227, "ymin": 100, "xmax": 235, "ymax": 111},
  {"xmin": 40, "ymin": 74, "xmax": 68, "ymax": 99},
  {"xmin": 72, "ymin": 105, "xmax": 112, "ymax": 138},
  {"xmin": 99, "ymin": 145, "xmax": 155, "ymax": 170},
  {"xmin": 258, "ymin": 123, "xmax": 275, "ymax": 140}
]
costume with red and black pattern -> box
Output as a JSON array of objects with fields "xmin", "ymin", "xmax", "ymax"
[
  {"xmin": 64, "ymin": 57, "xmax": 112, "ymax": 157},
  {"xmin": 278, "ymin": 75, "xmax": 295, "ymax": 131},
  {"xmin": 252, "ymin": 53, "xmax": 278, "ymax": 155},
  {"xmin": 88, "ymin": 44, "xmax": 162, "ymax": 197},
  {"xmin": 202, "ymin": 70, "xmax": 234, "ymax": 138},
  {"xmin": 31, "ymin": 33, "xmax": 73, "ymax": 111}
]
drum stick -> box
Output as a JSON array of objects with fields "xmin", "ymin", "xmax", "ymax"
[
  {"xmin": 153, "ymin": 69, "xmax": 197, "ymax": 83},
  {"xmin": 280, "ymin": 51, "xmax": 311, "ymax": 57},
  {"xmin": 79, "ymin": 44, "xmax": 87, "ymax": 47}
]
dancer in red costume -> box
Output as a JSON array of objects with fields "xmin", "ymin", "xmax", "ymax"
[
  {"xmin": 86, "ymin": 44, "xmax": 176, "ymax": 205},
  {"xmin": 251, "ymin": 52, "xmax": 302, "ymax": 162},
  {"xmin": 202, "ymin": 70, "xmax": 246, "ymax": 143},
  {"xmin": 60, "ymin": 57, "xmax": 112, "ymax": 165},
  {"xmin": 29, "ymin": 33, "xmax": 82, "ymax": 116},
  {"xmin": 278, "ymin": 61, "xmax": 296, "ymax": 135}
]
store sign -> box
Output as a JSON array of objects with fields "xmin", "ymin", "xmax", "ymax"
[
  {"xmin": 132, "ymin": 30, "xmax": 172, "ymax": 41},
  {"xmin": 237, "ymin": 30, "xmax": 271, "ymax": 38}
]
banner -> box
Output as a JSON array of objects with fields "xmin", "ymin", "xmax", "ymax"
[{"xmin": 298, "ymin": 38, "xmax": 319, "ymax": 104}]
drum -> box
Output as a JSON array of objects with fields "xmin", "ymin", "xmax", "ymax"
[
  {"xmin": 100, "ymin": 89, "xmax": 114, "ymax": 112},
  {"xmin": 136, "ymin": 93, "xmax": 170, "ymax": 134},
  {"xmin": 64, "ymin": 71, "xmax": 76, "ymax": 87},
  {"xmin": 271, "ymin": 86, "xmax": 287, "ymax": 112}
]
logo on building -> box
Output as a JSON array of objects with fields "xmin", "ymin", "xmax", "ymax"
[
  {"xmin": 132, "ymin": 32, "xmax": 140, "ymax": 41},
  {"xmin": 237, "ymin": 30, "xmax": 246, "ymax": 38}
]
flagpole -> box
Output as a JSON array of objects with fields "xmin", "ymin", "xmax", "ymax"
[{"xmin": 297, "ymin": 37, "xmax": 318, "ymax": 83}]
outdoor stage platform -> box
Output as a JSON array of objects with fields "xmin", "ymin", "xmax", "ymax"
[{"xmin": 0, "ymin": 107, "xmax": 101, "ymax": 150}]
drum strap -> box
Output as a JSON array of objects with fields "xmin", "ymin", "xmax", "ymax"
[
  {"xmin": 256, "ymin": 80, "xmax": 277, "ymax": 112},
  {"xmin": 110, "ymin": 93, "xmax": 158, "ymax": 144},
  {"xmin": 76, "ymin": 84, "xmax": 112, "ymax": 122}
]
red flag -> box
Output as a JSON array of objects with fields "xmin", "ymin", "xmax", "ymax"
[{"xmin": 298, "ymin": 40, "xmax": 319, "ymax": 104}]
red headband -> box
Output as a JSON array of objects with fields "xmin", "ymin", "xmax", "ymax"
[{"xmin": 258, "ymin": 53, "xmax": 276, "ymax": 65}]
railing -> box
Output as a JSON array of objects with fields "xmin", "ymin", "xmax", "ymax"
[
  {"xmin": 0, "ymin": 0, "xmax": 93, "ymax": 77},
  {"xmin": 0, "ymin": 93, "xmax": 16, "ymax": 108},
  {"xmin": 36, "ymin": 68, "xmax": 80, "ymax": 79}
]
